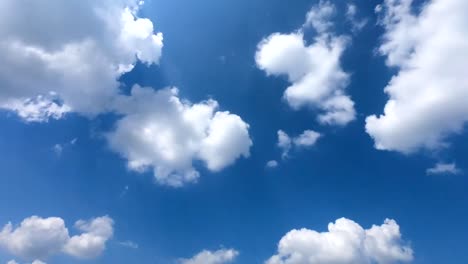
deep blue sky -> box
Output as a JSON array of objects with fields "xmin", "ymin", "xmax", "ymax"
[{"xmin": 1, "ymin": 0, "xmax": 468, "ymax": 263}]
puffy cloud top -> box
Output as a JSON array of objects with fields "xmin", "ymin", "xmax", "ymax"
[
  {"xmin": 0, "ymin": 216, "xmax": 113, "ymax": 262},
  {"xmin": 0, "ymin": 0, "xmax": 163, "ymax": 121},
  {"xmin": 108, "ymin": 86, "xmax": 252, "ymax": 187},
  {"xmin": 366, "ymin": 0, "xmax": 468, "ymax": 153},
  {"xmin": 180, "ymin": 248, "xmax": 239, "ymax": 264},
  {"xmin": 266, "ymin": 218, "xmax": 413, "ymax": 264},
  {"xmin": 256, "ymin": 1, "xmax": 355, "ymax": 126}
]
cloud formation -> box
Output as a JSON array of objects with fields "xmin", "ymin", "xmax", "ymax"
[
  {"xmin": 277, "ymin": 130, "xmax": 321, "ymax": 159},
  {"xmin": 366, "ymin": 0, "xmax": 468, "ymax": 153},
  {"xmin": 266, "ymin": 218, "xmax": 413, "ymax": 264},
  {"xmin": 0, "ymin": 0, "xmax": 163, "ymax": 121},
  {"xmin": 107, "ymin": 86, "xmax": 252, "ymax": 187},
  {"xmin": 256, "ymin": 1, "xmax": 355, "ymax": 126},
  {"xmin": 0, "ymin": 216, "xmax": 113, "ymax": 262},
  {"xmin": 426, "ymin": 162, "xmax": 461, "ymax": 175},
  {"xmin": 180, "ymin": 248, "xmax": 239, "ymax": 264}
]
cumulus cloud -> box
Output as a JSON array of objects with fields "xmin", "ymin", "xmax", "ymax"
[
  {"xmin": 180, "ymin": 248, "xmax": 239, "ymax": 264},
  {"xmin": 0, "ymin": 216, "xmax": 113, "ymax": 262},
  {"xmin": 266, "ymin": 218, "xmax": 413, "ymax": 264},
  {"xmin": 256, "ymin": 1, "xmax": 355, "ymax": 126},
  {"xmin": 63, "ymin": 216, "xmax": 114, "ymax": 259},
  {"xmin": 366, "ymin": 0, "xmax": 468, "ymax": 153},
  {"xmin": 426, "ymin": 162, "xmax": 461, "ymax": 175},
  {"xmin": 0, "ymin": 0, "xmax": 163, "ymax": 121},
  {"xmin": 277, "ymin": 130, "xmax": 321, "ymax": 158},
  {"xmin": 107, "ymin": 85, "xmax": 252, "ymax": 187}
]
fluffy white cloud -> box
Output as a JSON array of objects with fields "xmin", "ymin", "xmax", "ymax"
[
  {"xmin": 0, "ymin": 216, "xmax": 69, "ymax": 260},
  {"xmin": 6, "ymin": 260, "xmax": 18, "ymax": 264},
  {"xmin": 0, "ymin": 0, "xmax": 163, "ymax": 121},
  {"xmin": 0, "ymin": 216, "xmax": 113, "ymax": 262},
  {"xmin": 256, "ymin": 1, "xmax": 355, "ymax": 126},
  {"xmin": 180, "ymin": 248, "xmax": 239, "ymax": 264},
  {"xmin": 64, "ymin": 216, "xmax": 114, "ymax": 259},
  {"xmin": 107, "ymin": 85, "xmax": 252, "ymax": 187},
  {"xmin": 426, "ymin": 162, "xmax": 461, "ymax": 175},
  {"xmin": 266, "ymin": 218, "xmax": 413, "ymax": 264},
  {"xmin": 277, "ymin": 130, "xmax": 321, "ymax": 158},
  {"xmin": 366, "ymin": 0, "xmax": 468, "ymax": 153}
]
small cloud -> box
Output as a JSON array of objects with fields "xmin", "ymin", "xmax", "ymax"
[
  {"xmin": 120, "ymin": 185, "xmax": 130, "ymax": 198},
  {"xmin": 426, "ymin": 162, "xmax": 462, "ymax": 175},
  {"xmin": 277, "ymin": 130, "xmax": 321, "ymax": 159},
  {"xmin": 266, "ymin": 160, "xmax": 278, "ymax": 169},
  {"xmin": 52, "ymin": 138, "xmax": 78, "ymax": 157},
  {"xmin": 118, "ymin": 240, "xmax": 139, "ymax": 249},
  {"xmin": 53, "ymin": 144, "xmax": 63, "ymax": 156},
  {"xmin": 346, "ymin": 3, "xmax": 368, "ymax": 33}
]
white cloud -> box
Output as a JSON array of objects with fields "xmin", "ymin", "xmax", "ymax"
[
  {"xmin": 304, "ymin": 1, "xmax": 336, "ymax": 33},
  {"xmin": 180, "ymin": 248, "xmax": 239, "ymax": 264},
  {"xmin": 277, "ymin": 130, "xmax": 321, "ymax": 159},
  {"xmin": 293, "ymin": 130, "xmax": 321, "ymax": 147},
  {"xmin": 256, "ymin": 1, "xmax": 355, "ymax": 126},
  {"xmin": 7, "ymin": 261, "xmax": 18, "ymax": 264},
  {"xmin": 266, "ymin": 160, "xmax": 279, "ymax": 169},
  {"xmin": 266, "ymin": 218, "xmax": 413, "ymax": 264},
  {"xmin": 64, "ymin": 216, "xmax": 114, "ymax": 259},
  {"xmin": 346, "ymin": 4, "xmax": 368, "ymax": 33},
  {"xmin": 366, "ymin": 0, "xmax": 468, "ymax": 153},
  {"xmin": 0, "ymin": 216, "xmax": 113, "ymax": 261},
  {"xmin": 277, "ymin": 130, "xmax": 293, "ymax": 159},
  {"xmin": 107, "ymin": 85, "xmax": 252, "ymax": 187},
  {"xmin": 0, "ymin": 216, "xmax": 69, "ymax": 260},
  {"xmin": 31, "ymin": 261, "xmax": 46, "ymax": 264},
  {"xmin": 0, "ymin": 0, "xmax": 163, "ymax": 122},
  {"xmin": 427, "ymin": 162, "xmax": 461, "ymax": 175}
]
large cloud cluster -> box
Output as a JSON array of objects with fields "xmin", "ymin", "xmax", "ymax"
[
  {"xmin": 0, "ymin": 0, "xmax": 163, "ymax": 120},
  {"xmin": 0, "ymin": 216, "xmax": 113, "ymax": 262},
  {"xmin": 366, "ymin": 0, "xmax": 468, "ymax": 153}
]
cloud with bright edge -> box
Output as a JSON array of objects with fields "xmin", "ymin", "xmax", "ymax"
[
  {"xmin": 277, "ymin": 130, "xmax": 321, "ymax": 159},
  {"xmin": 426, "ymin": 162, "xmax": 461, "ymax": 175},
  {"xmin": 266, "ymin": 217, "xmax": 413, "ymax": 264},
  {"xmin": 108, "ymin": 85, "xmax": 252, "ymax": 187},
  {"xmin": 0, "ymin": 0, "xmax": 163, "ymax": 121},
  {"xmin": 0, "ymin": 216, "xmax": 113, "ymax": 262},
  {"xmin": 0, "ymin": 0, "xmax": 252, "ymax": 187},
  {"xmin": 366, "ymin": 0, "xmax": 468, "ymax": 153},
  {"xmin": 256, "ymin": 1, "xmax": 356, "ymax": 126},
  {"xmin": 180, "ymin": 248, "xmax": 239, "ymax": 264}
]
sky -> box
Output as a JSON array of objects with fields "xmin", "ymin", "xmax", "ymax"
[{"xmin": 0, "ymin": 0, "xmax": 467, "ymax": 263}]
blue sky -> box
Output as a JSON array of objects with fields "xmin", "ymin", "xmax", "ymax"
[{"xmin": 1, "ymin": 0, "xmax": 468, "ymax": 263}]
